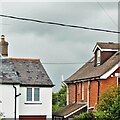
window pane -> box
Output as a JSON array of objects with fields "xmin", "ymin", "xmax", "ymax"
[
  {"xmin": 27, "ymin": 88, "xmax": 32, "ymax": 101},
  {"xmin": 34, "ymin": 88, "xmax": 39, "ymax": 101},
  {"xmin": 97, "ymin": 50, "xmax": 101, "ymax": 65},
  {"xmin": 82, "ymin": 82, "xmax": 84, "ymax": 100}
]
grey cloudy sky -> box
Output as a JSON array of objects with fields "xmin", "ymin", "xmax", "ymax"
[{"xmin": 0, "ymin": 1, "xmax": 118, "ymax": 92}]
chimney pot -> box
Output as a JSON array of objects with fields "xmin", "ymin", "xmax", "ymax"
[{"xmin": 1, "ymin": 35, "xmax": 5, "ymax": 42}]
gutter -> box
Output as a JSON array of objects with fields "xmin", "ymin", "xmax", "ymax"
[
  {"xmin": 97, "ymin": 80, "xmax": 100, "ymax": 102},
  {"xmin": 62, "ymin": 81, "xmax": 69, "ymax": 105},
  {"xmin": 65, "ymin": 76, "xmax": 100, "ymax": 84},
  {"xmin": 87, "ymin": 81, "xmax": 90, "ymax": 111},
  {"xmin": 13, "ymin": 85, "xmax": 21, "ymax": 120}
]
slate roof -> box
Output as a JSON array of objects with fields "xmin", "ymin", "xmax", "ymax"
[
  {"xmin": 0, "ymin": 58, "xmax": 54, "ymax": 87},
  {"xmin": 53, "ymin": 103, "xmax": 87, "ymax": 117},
  {"xmin": 65, "ymin": 51, "xmax": 120, "ymax": 83}
]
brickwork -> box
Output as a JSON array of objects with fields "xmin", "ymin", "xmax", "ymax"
[
  {"xmin": 68, "ymin": 84, "xmax": 76, "ymax": 104},
  {"xmin": 76, "ymin": 83, "xmax": 82, "ymax": 102},
  {"xmin": 67, "ymin": 67, "xmax": 120, "ymax": 108},
  {"xmin": 100, "ymin": 67, "xmax": 119, "ymax": 94},
  {"xmin": 84, "ymin": 82, "xmax": 88, "ymax": 102},
  {"xmin": 89, "ymin": 80, "xmax": 98, "ymax": 107}
]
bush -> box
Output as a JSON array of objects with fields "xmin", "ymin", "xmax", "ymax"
[
  {"xmin": 94, "ymin": 111, "xmax": 111, "ymax": 120},
  {"xmin": 74, "ymin": 112, "xmax": 94, "ymax": 120},
  {"xmin": 97, "ymin": 86, "xmax": 120, "ymax": 120}
]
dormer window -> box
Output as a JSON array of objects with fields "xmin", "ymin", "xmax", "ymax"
[{"xmin": 97, "ymin": 50, "xmax": 100, "ymax": 66}]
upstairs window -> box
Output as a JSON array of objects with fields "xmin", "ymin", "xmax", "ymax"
[
  {"xmin": 26, "ymin": 88, "xmax": 40, "ymax": 102},
  {"xmin": 97, "ymin": 50, "xmax": 101, "ymax": 66}
]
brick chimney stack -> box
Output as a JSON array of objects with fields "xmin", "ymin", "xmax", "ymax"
[{"xmin": 0, "ymin": 35, "xmax": 9, "ymax": 57}]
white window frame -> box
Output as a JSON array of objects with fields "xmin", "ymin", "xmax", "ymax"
[
  {"xmin": 82, "ymin": 82, "xmax": 84, "ymax": 100},
  {"xmin": 97, "ymin": 49, "xmax": 101, "ymax": 66},
  {"xmin": 26, "ymin": 87, "xmax": 40, "ymax": 103},
  {"xmin": 117, "ymin": 74, "xmax": 120, "ymax": 85},
  {"xmin": 115, "ymin": 73, "xmax": 120, "ymax": 85}
]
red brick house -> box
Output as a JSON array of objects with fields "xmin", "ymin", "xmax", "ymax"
[{"xmin": 53, "ymin": 42, "xmax": 120, "ymax": 120}]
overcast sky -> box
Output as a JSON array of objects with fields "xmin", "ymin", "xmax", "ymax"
[{"xmin": 0, "ymin": 1, "xmax": 118, "ymax": 92}]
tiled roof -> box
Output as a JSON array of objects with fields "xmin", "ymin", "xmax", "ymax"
[
  {"xmin": 65, "ymin": 52, "xmax": 120, "ymax": 83},
  {"xmin": 53, "ymin": 103, "xmax": 87, "ymax": 117},
  {"xmin": 0, "ymin": 58, "xmax": 54, "ymax": 86}
]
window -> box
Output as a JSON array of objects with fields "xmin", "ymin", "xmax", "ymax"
[
  {"xmin": 118, "ymin": 77, "xmax": 120, "ymax": 85},
  {"xmin": 26, "ymin": 88, "xmax": 40, "ymax": 102},
  {"xmin": 27, "ymin": 88, "xmax": 32, "ymax": 101},
  {"xmin": 34, "ymin": 88, "xmax": 39, "ymax": 101},
  {"xmin": 82, "ymin": 82, "xmax": 84, "ymax": 100},
  {"xmin": 116, "ymin": 73, "xmax": 120, "ymax": 85},
  {"xmin": 97, "ymin": 50, "xmax": 101, "ymax": 66}
]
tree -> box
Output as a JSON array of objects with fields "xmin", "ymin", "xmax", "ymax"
[{"xmin": 52, "ymin": 84, "xmax": 66, "ymax": 112}]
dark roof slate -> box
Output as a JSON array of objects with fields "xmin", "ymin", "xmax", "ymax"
[
  {"xmin": 0, "ymin": 58, "xmax": 54, "ymax": 86},
  {"xmin": 65, "ymin": 52, "xmax": 120, "ymax": 83}
]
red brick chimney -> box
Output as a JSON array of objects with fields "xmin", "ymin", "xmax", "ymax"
[{"xmin": 0, "ymin": 35, "xmax": 9, "ymax": 57}]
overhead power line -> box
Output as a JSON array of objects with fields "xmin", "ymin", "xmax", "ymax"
[
  {"xmin": 96, "ymin": 0, "xmax": 118, "ymax": 28},
  {"xmin": 0, "ymin": 14, "xmax": 119, "ymax": 34}
]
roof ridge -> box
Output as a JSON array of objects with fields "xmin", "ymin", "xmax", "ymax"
[
  {"xmin": 97, "ymin": 41, "xmax": 119, "ymax": 44},
  {"xmin": 9, "ymin": 58, "xmax": 40, "ymax": 61}
]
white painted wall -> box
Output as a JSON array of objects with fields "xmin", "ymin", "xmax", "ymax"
[
  {"xmin": 0, "ymin": 84, "xmax": 3, "ymax": 115},
  {"xmin": 19, "ymin": 87, "xmax": 52, "ymax": 118},
  {"xmin": 0, "ymin": 84, "xmax": 52, "ymax": 119},
  {"xmin": 0, "ymin": 84, "xmax": 20, "ymax": 118}
]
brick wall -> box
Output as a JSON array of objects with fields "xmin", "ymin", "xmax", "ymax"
[
  {"xmin": 89, "ymin": 80, "xmax": 98, "ymax": 107},
  {"xmin": 76, "ymin": 83, "xmax": 82, "ymax": 102},
  {"xmin": 67, "ymin": 67, "xmax": 119, "ymax": 107},
  {"xmin": 68, "ymin": 84, "xmax": 76, "ymax": 104},
  {"xmin": 84, "ymin": 82, "xmax": 88, "ymax": 102},
  {"xmin": 100, "ymin": 67, "xmax": 119, "ymax": 95}
]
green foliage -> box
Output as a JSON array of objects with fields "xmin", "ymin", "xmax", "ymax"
[
  {"xmin": 52, "ymin": 84, "xmax": 66, "ymax": 112},
  {"xmin": 94, "ymin": 111, "xmax": 111, "ymax": 120},
  {"xmin": 97, "ymin": 86, "xmax": 120, "ymax": 120},
  {"xmin": 73, "ymin": 111, "xmax": 111, "ymax": 120},
  {"xmin": 74, "ymin": 112, "xmax": 94, "ymax": 120}
]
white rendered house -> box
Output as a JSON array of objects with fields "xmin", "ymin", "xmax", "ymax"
[{"xmin": 0, "ymin": 35, "xmax": 54, "ymax": 120}]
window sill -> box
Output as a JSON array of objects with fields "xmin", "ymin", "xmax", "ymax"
[{"xmin": 24, "ymin": 102, "xmax": 42, "ymax": 105}]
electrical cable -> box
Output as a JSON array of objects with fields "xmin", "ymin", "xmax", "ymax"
[
  {"xmin": 96, "ymin": 0, "xmax": 118, "ymax": 28},
  {"xmin": 0, "ymin": 14, "xmax": 119, "ymax": 34}
]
